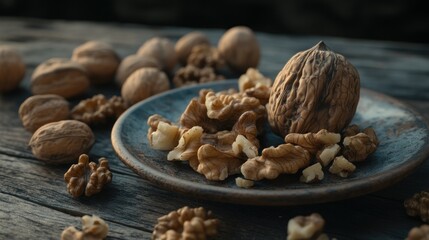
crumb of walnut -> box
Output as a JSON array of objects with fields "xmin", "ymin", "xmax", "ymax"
[
  {"xmin": 61, "ymin": 215, "xmax": 109, "ymax": 240},
  {"xmin": 317, "ymin": 144, "xmax": 341, "ymax": 167},
  {"xmin": 187, "ymin": 44, "xmax": 225, "ymax": 69},
  {"xmin": 71, "ymin": 94, "xmax": 128, "ymax": 125},
  {"xmin": 232, "ymin": 134, "xmax": 258, "ymax": 158},
  {"xmin": 241, "ymin": 143, "xmax": 311, "ymax": 181},
  {"xmin": 235, "ymin": 177, "xmax": 254, "ymax": 188},
  {"xmin": 285, "ymin": 129, "xmax": 341, "ymax": 155},
  {"xmin": 147, "ymin": 114, "xmax": 180, "ymax": 150},
  {"xmin": 173, "ymin": 65, "xmax": 224, "ymax": 88},
  {"xmin": 167, "ymin": 126, "xmax": 204, "ymax": 170},
  {"xmin": 238, "ymin": 68, "xmax": 272, "ymax": 93},
  {"xmin": 404, "ymin": 191, "xmax": 429, "ymax": 223},
  {"xmin": 407, "ymin": 225, "xmax": 429, "ymax": 240},
  {"xmin": 300, "ymin": 163, "xmax": 324, "ymax": 183},
  {"xmin": 64, "ymin": 154, "xmax": 112, "ymax": 197},
  {"xmin": 287, "ymin": 213, "xmax": 325, "ymax": 240},
  {"xmin": 343, "ymin": 127, "xmax": 378, "ymax": 162},
  {"xmin": 152, "ymin": 206, "xmax": 219, "ymax": 240},
  {"xmin": 328, "ymin": 156, "xmax": 356, "ymax": 178}
]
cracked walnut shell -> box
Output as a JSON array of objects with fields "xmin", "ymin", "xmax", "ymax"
[
  {"xmin": 405, "ymin": 191, "xmax": 429, "ymax": 223},
  {"xmin": 0, "ymin": 45, "xmax": 25, "ymax": 93},
  {"xmin": 407, "ymin": 225, "xmax": 429, "ymax": 240},
  {"xmin": 61, "ymin": 215, "xmax": 109, "ymax": 240},
  {"xmin": 187, "ymin": 45, "xmax": 225, "ymax": 70},
  {"xmin": 267, "ymin": 41, "xmax": 360, "ymax": 137},
  {"xmin": 152, "ymin": 206, "xmax": 219, "ymax": 240},
  {"xmin": 287, "ymin": 213, "xmax": 325, "ymax": 240}
]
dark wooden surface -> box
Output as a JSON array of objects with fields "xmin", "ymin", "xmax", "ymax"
[{"xmin": 1, "ymin": 17, "xmax": 429, "ymax": 239}]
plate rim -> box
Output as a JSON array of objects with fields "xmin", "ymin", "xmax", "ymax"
[{"xmin": 111, "ymin": 80, "xmax": 429, "ymax": 206}]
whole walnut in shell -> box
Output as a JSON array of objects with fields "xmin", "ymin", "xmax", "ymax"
[
  {"xmin": 72, "ymin": 40, "xmax": 120, "ymax": 84},
  {"xmin": 218, "ymin": 26, "xmax": 260, "ymax": 73},
  {"xmin": 0, "ymin": 45, "xmax": 25, "ymax": 93},
  {"xmin": 115, "ymin": 54, "xmax": 160, "ymax": 86},
  {"xmin": 29, "ymin": 120, "xmax": 95, "ymax": 164},
  {"xmin": 19, "ymin": 94, "xmax": 70, "ymax": 132},
  {"xmin": 175, "ymin": 31, "xmax": 210, "ymax": 65},
  {"xmin": 121, "ymin": 67, "xmax": 170, "ymax": 106},
  {"xmin": 267, "ymin": 41, "xmax": 360, "ymax": 137},
  {"xmin": 137, "ymin": 37, "xmax": 177, "ymax": 73},
  {"xmin": 31, "ymin": 58, "xmax": 90, "ymax": 98}
]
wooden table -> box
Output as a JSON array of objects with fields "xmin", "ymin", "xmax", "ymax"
[{"xmin": 1, "ymin": 17, "xmax": 429, "ymax": 239}]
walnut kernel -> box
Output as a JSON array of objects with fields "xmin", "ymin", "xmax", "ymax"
[
  {"xmin": 175, "ymin": 32, "xmax": 210, "ymax": 65},
  {"xmin": 407, "ymin": 225, "xmax": 429, "ymax": 240},
  {"xmin": 197, "ymin": 144, "xmax": 244, "ymax": 180},
  {"xmin": 0, "ymin": 45, "xmax": 25, "ymax": 93},
  {"xmin": 287, "ymin": 213, "xmax": 325, "ymax": 240},
  {"xmin": 238, "ymin": 68, "xmax": 272, "ymax": 93},
  {"xmin": 187, "ymin": 44, "xmax": 225, "ymax": 69},
  {"xmin": 404, "ymin": 191, "xmax": 429, "ymax": 223},
  {"xmin": 316, "ymin": 144, "xmax": 341, "ymax": 167},
  {"xmin": 285, "ymin": 129, "xmax": 341, "ymax": 154},
  {"xmin": 173, "ymin": 65, "xmax": 224, "ymax": 88},
  {"xmin": 115, "ymin": 54, "xmax": 160, "ymax": 86},
  {"xmin": 61, "ymin": 215, "xmax": 109, "ymax": 240},
  {"xmin": 300, "ymin": 163, "xmax": 324, "ymax": 183},
  {"xmin": 343, "ymin": 127, "xmax": 378, "ymax": 162},
  {"xmin": 328, "ymin": 156, "xmax": 356, "ymax": 178},
  {"xmin": 167, "ymin": 126, "xmax": 204, "ymax": 170},
  {"xmin": 137, "ymin": 37, "xmax": 177, "ymax": 73},
  {"xmin": 148, "ymin": 120, "xmax": 180, "ymax": 151},
  {"xmin": 235, "ymin": 177, "xmax": 254, "ymax": 188},
  {"xmin": 232, "ymin": 134, "xmax": 258, "ymax": 158}
]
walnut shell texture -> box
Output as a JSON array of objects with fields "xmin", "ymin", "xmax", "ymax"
[
  {"xmin": 29, "ymin": 120, "xmax": 95, "ymax": 164},
  {"xmin": 115, "ymin": 54, "xmax": 160, "ymax": 86},
  {"xmin": 137, "ymin": 37, "xmax": 177, "ymax": 73},
  {"xmin": 0, "ymin": 45, "xmax": 25, "ymax": 93},
  {"xmin": 268, "ymin": 41, "xmax": 360, "ymax": 137}
]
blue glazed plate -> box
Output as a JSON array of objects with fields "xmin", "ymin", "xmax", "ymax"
[{"xmin": 112, "ymin": 80, "xmax": 429, "ymax": 206}]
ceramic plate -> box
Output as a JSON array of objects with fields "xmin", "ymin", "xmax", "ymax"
[{"xmin": 112, "ymin": 80, "xmax": 429, "ymax": 206}]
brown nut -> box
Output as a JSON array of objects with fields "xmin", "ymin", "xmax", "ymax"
[
  {"xmin": 31, "ymin": 58, "xmax": 90, "ymax": 98},
  {"xmin": 267, "ymin": 41, "xmax": 360, "ymax": 137},
  {"xmin": 218, "ymin": 26, "xmax": 260, "ymax": 73},
  {"xmin": 404, "ymin": 191, "xmax": 429, "ymax": 223},
  {"xmin": 175, "ymin": 31, "xmax": 210, "ymax": 65},
  {"xmin": 0, "ymin": 45, "xmax": 25, "ymax": 93},
  {"xmin": 61, "ymin": 215, "xmax": 109, "ymax": 240},
  {"xmin": 121, "ymin": 67, "xmax": 170, "ymax": 106},
  {"xmin": 406, "ymin": 225, "xmax": 429, "ymax": 240},
  {"xmin": 173, "ymin": 65, "xmax": 224, "ymax": 88},
  {"xmin": 287, "ymin": 213, "xmax": 325, "ymax": 240},
  {"xmin": 187, "ymin": 45, "xmax": 225, "ymax": 70},
  {"xmin": 115, "ymin": 54, "xmax": 160, "ymax": 86},
  {"xmin": 147, "ymin": 114, "xmax": 180, "ymax": 151},
  {"xmin": 343, "ymin": 127, "xmax": 379, "ymax": 162},
  {"xmin": 71, "ymin": 40, "xmax": 120, "ymax": 84},
  {"xmin": 19, "ymin": 94, "xmax": 70, "ymax": 132},
  {"xmin": 137, "ymin": 37, "xmax": 177, "ymax": 73},
  {"xmin": 29, "ymin": 120, "xmax": 95, "ymax": 164}
]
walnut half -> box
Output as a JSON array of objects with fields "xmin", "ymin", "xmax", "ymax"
[
  {"xmin": 287, "ymin": 213, "xmax": 325, "ymax": 240},
  {"xmin": 404, "ymin": 191, "xmax": 429, "ymax": 223},
  {"xmin": 61, "ymin": 215, "xmax": 109, "ymax": 240}
]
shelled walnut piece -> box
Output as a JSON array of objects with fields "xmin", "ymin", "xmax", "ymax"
[
  {"xmin": 173, "ymin": 65, "xmax": 224, "ymax": 88},
  {"xmin": 187, "ymin": 44, "xmax": 225, "ymax": 69},
  {"xmin": 404, "ymin": 191, "xmax": 429, "ymax": 222},
  {"xmin": 407, "ymin": 225, "xmax": 429, "ymax": 240},
  {"xmin": 61, "ymin": 215, "xmax": 109, "ymax": 240},
  {"xmin": 175, "ymin": 31, "xmax": 210, "ymax": 65},
  {"xmin": 71, "ymin": 94, "xmax": 128, "ymax": 125},
  {"xmin": 152, "ymin": 206, "xmax": 219, "ymax": 240},
  {"xmin": 147, "ymin": 114, "xmax": 181, "ymax": 150},
  {"xmin": 343, "ymin": 127, "xmax": 379, "ymax": 162},
  {"xmin": 64, "ymin": 154, "xmax": 112, "ymax": 197},
  {"xmin": 287, "ymin": 213, "xmax": 326, "ymax": 240}
]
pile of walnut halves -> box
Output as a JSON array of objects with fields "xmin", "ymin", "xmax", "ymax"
[{"xmin": 147, "ymin": 69, "xmax": 379, "ymax": 183}]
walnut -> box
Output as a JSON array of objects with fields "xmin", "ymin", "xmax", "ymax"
[
  {"xmin": 147, "ymin": 114, "xmax": 180, "ymax": 150},
  {"xmin": 175, "ymin": 32, "xmax": 210, "ymax": 65},
  {"xmin": 180, "ymin": 98, "xmax": 220, "ymax": 134},
  {"xmin": 238, "ymin": 68, "xmax": 272, "ymax": 92},
  {"xmin": 173, "ymin": 65, "xmax": 224, "ymax": 88},
  {"xmin": 0, "ymin": 45, "xmax": 25, "ymax": 93},
  {"xmin": 152, "ymin": 206, "xmax": 219, "ymax": 240},
  {"xmin": 287, "ymin": 213, "xmax": 325, "ymax": 240},
  {"xmin": 61, "ymin": 215, "xmax": 109, "ymax": 240},
  {"xmin": 267, "ymin": 41, "xmax": 360, "ymax": 137},
  {"xmin": 407, "ymin": 225, "xmax": 429, "ymax": 240},
  {"xmin": 316, "ymin": 144, "xmax": 341, "ymax": 167},
  {"xmin": 72, "ymin": 40, "xmax": 120, "ymax": 84},
  {"xmin": 167, "ymin": 126, "xmax": 204, "ymax": 170},
  {"xmin": 232, "ymin": 134, "xmax": 258, "ymax": 158},
  {"xmin": 300, "ymin": 162, "xmax": 324, "ymax": 183},
  {"xmin": 242, "ymin": 85, "xmax": 271, "ymax": 106},
  {"xmin": 137, "ymin": 37, "xmax": 177, "ymax": 73},
  {"xmin": 284, "ymin": 129, "xmax": 341, "ymax": 154},
  {"xmin": 121, "ymin": 67, "xmax": 170, "ymax": 106},
  {"xmin": 29, "ymin": 120, "xmax": 95, "ymax": 164},
  {"xmin": 404, "ymin": 191, "xmax": 429, "ymax": 222},
  {"xmin": 343, "ymin": 127, "xmax": 378, "ymax": 162},
  {"xmin": 187, "ymin": 45, "xmax": 225, "ymax": 70},
  {"xmin": 235, "ymin": 177, "xmax": 254, "ymax": 188},
  {"xmin": 328, "ymin": 156, "xmax": 356, "ymax": 178},
  {"xmin": 115, "ymin": 54, "xmax": 160, "ymax": 86},
  {"xmin": 342, "ymin": 124, "xmax": 360, "ymax": 137},
  {"xmin": 241, "ymin": 143, "xmax": 311, "ymax": 181},
  {"xmin": 64, "ymin": 154, "xmax": 112, "ymax": 197},
  {"xmin": 31, "ymin": 58, "xmax": 90, "ymax": 98},
  {"xmin": 218, "ymin": 26, "xmax": 260, "ymax": 73},
  {"xmin": 71, "ymin": 94, "xmax": 128, "ymax": 125},
  {"xmin": 19, "ymin": 94, "xmax": 70, "ymax": 132}
]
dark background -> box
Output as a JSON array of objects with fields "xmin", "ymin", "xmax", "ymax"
[{"xmin": 1, "ymin": 0, "xmax": 428, "ymax": 43}]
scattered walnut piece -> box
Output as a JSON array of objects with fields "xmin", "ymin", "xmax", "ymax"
[
  {"xmin": 241, "ymin": 143, "xmax": 311, "ymax": 181},
  {"xmin": 328, "ymin": 156, "xmax": 356, "ymax": 178},
  {"xmin": 238, "ymin": 68, "xmax": 272, "ymax": 93},
  {"xmin": 187, "ymin": 44, "xmax": 225, "ymax": 69},
  {"xmin": 287, "ymin": 213, "xmax": 325, "ymax": 240},
  {"xmin": 167, "ymin": 126, "xmax": 204, "ymax": 170},
  {"xmin": 173, "ymin": 65, "xmax": 224, "ymax": 88},
  {"xmin": 243, "ymin": 85, "xmax": 271, "ymax": 106},
  {"xmin": 285, "ymin": 129, "xmax": 341, "ymax": 155},
  {"xmin": 300, "ymin": 163, "xmax": 324, "ymax": 183},
  {"xmin": 147, "ymin": 114, "xmax": 180, "ymax": 151},
  {"xmin": 343, "ymin": 127, "xmax": 378, "ymax": 162},
  {"xmin": 407, "ymin": 225, "xmax": 429, "ymax": 240},
  {"xmin": 404, "ymin": 191, "xmax": 429, "ymax": 223},
  {"xmin": 137, "ymin": 37, "xmax": 177, "ymax": 73},
  {"xmin": 71, "ymin": 94, "xmax": 128, "ymax": 125},
  {"xmin": 317, "ymin": 144, "xmax": 341, "ymax": 167},
  {"xmin": 235, "ymin": 177, "xmax": 254, "ymax": 188},
  {"xmin": 153, "ymin": 206, "xmax": 219, "ymax": 240},
  {"xmin": 64, "ymin": 154, "xmax": 112, "ymax": 197},
  {"xmin": 61, "ymin": 215, "xmax": 109, "ymax": 240},
  {"xmin": 232, "ymin": 134, "xmax": 258, "ymax": 158}
]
